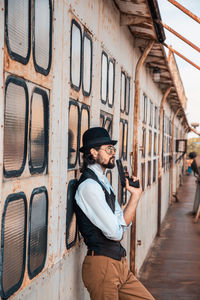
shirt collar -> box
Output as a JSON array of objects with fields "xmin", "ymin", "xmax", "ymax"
[{"xmin": 88, "ymin": 163, "xmax": 113, "ymax": 193}]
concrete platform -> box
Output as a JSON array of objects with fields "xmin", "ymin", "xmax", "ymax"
[{"xmin": 139, "ymin": 175, "xmax": 200, "ymax": 300}]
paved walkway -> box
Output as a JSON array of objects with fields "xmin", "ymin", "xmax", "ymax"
[{"xmin": 139, "ymin": 175, "xmax": 200, "ymax": 300}]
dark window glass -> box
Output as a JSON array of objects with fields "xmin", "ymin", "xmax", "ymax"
[
  {"xmin": 104, "ymin": 117, "xmax": 112, "ymax": 137},
  {"xmin": 82, "ymin": 33, "xmax": 92, "ymax": 96},
  {"xmin": 147, "ymin": 161, "xmax": 151, "ymax": 186},
  {"xmin": 5, "ymin": 0, "xmax": 31, "ymax": 64},
  {"xmin": 33, "ymin": 0, "xmax": 52, "ymax": 75},
  {"xmin": 143, "ymin": 94, "xmax": 147, "ymax": 123},
  {"xmin": 100, "ymin": 111, "xmax": 113, "ymax": 137},
  {"xmin": 100, "ymin": 114, "xmax": 105, "ymax": 127},
  {"xmin": 148, "ymin": 130, "xmax": 152, "ymax": 157},
  {"xmin": 125, "ymin": 77, "xmax": 130, "ymax": 115},
  {"xmin": 29, "ymin": 88, "xmax": 49, "ymax": 174},
  {"xmin": 66, "ymin": 180, "xmax": 78, "ymax": 249},
  {"xmin": 141, "ymin": 163, "xmax": 145, "ymax": 191},
  {"xmin": 154, "ymin": 106, "xmax": 157, "ymax": 129},
  {"xmin": 149, "ymin": 101, "xmax": 153, "ymax": 126},
  {"xmin": 142, "ymin": 128, "xmax": 146, "ymax": 158},
  {"xmin": 28, "ymin": 187, "xmax": 48, "ymax": 279},
  {"xmin": 68, "ymin": 101, "xmax": 79, "ymax": 169},
  {"xmin": 101, "ymin": 52, "xmax": 108, "ymax": 103},
  {"xmin": 0, "ymin": 193, "xmax": 27, "ymax": 299},
  {"xmin": 70, "ymin": 20, "xmax": 82, "ymax": 91},
  {"xmin": 108, "ymin": 60, "xmax": 114, "ymax": 107},
  {"xmin": 119, "ymin": 121, "xmax": 123, "ymax": 159},
  {"xmin": 3, "ymin": 77, "xmax": 28, "ymax": 178},
  {"xmin": 153, "ymin": 159, "xmax": 156, "ymax": 182},
  {"xmin": 79, "ymin": 105, "xmax": 90, "ymax": 163},
  {"xmin": 154, "ymin": 132, "xmax": 157, "ymax": 155},
  {"xmin": 123, "ymin": 121, "xmax": 128, "ymax": 161},
  {"xmin": 120, "ymin": 72, "xmax": 126, "ymax": 112}
]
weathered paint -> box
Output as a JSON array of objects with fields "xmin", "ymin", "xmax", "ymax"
[{"xmin": 0, "ymin": 0, "xmax": 189, "ymax": 299}]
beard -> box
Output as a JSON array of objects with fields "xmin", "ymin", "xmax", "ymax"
[{"xmin": 96, "ymin": 155, "xmax": 115, "ymax": 169}]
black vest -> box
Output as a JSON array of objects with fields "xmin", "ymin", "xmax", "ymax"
[{"xmin": 74, "ymin": 168, "xmax": 126, "ymax": 261}]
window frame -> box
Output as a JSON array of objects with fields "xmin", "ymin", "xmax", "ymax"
[
  {"xmin": 3, "ymin": 76, "xmax": 29, "ymax": 178},
  {"xmin": 66, "ymin": 180, "xmax": 78, "ymax": 249},
  {"xmin": 68, "ymin": 100, "xmax": 80, "ymax": 169},
  {"xmin": 100, "ymin": 51, "xmax": 108, "ymax": 104},
  {"xmin": 125, "ymin": 76, "xmax": 130, "ymax": 115},
  {"xmin": 28, "ymin": 186, "xmax": 48, "ymax": 279},
  {"xmin": 29, "ymin": 87, "xmax": 49, "ymax": 175},
  {"xmin": 33, "ymin": 0, "xmax": 53, "ymax": 76},
  {"xmin": 5, "ymin": 0, "xmax": 31, "ymax": 65},
  {"xmin": 78, "ymin": 104, "xmax": 90, "ymax": 163},
  {"xmin": 0, "ymin": 192, "xmax": 27, "ymax": 299},
  {"xmin": 70, "ymin": 19, "xmax": 82, "ymax": 92},
  {"xmin": 82, "ymin": 31, "xmax": 93, "ymax": 97},
  {"xmin": 120, "ymin": 71, "xmax": 126, "ymax": 113},
  {"xmin": 108, "ymin": 59, "xmax": 115, "ymax": 108}
]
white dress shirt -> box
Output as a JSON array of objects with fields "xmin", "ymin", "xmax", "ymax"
[{"xmin": 75, "ymin": 163, "xmax": 129, "ymax": 241}]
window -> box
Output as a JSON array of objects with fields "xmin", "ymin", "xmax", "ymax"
[
  {"xmin": 154, "ymin": 106, "xmax": 157, "ymax": 129},
  {"xmin": 3, "ymin": 76, "xmax": 28, "ymax": 178},
  {"xmin": 120, "ymin": 72, "xmax": 126, "ymax": 113},
  {"xmin": 108, "ymin": 60, "xmax": 115, "ymax": 107},
  {"xmin": 68, "ymin": 100, "xmax": 90, "ymax": 169},
  {"xmin": 29, "ymin": 88, "xmax": 49, "ymax": 174},
  {"xmin": 100, "ymin": 111, "xmax": 113, "ymax": 137},
  {"xmin": 120, "ymin": 72, "xmax": 130, "ymax": 114},
  {"xmin": 79, "ymin": 105, "xmax": 90, "ymax": 163},
  {"xmin": 70, "ymin": 20, "xmax": 92, "ymax": 95},
  {"xmin": 141, "ymin": 163, "xmax": 145, "ymax": 191},
  {"xmin": 125, "ymin": 77, "xmax": 130, "ymax": 115},
  {"xmin": 70, "ymin": 20, "xmax": 82, "ymax": 91},
  {"xmin": 28, "ymin": 187, "xmax": 48, "ymax": 279},
  {"xmin": 119, "ymin": 119, "xmax": 128, "ymax": 161},
  {"xmin": 68, "ymin": 101, "xmax": 79, "ymax": 169},
  {"xmin": 82, "ymin": 33, "xmax": 92, "ymax": 96},
  {"xmin": 147, "ymin": 161, "xmax": 151, "ymax": 186},
  {"xmin": 149, "ymin": 101, "xmax": 153, "ymax": 126},
  {"xmin": 5, "ymin": 0, "xmax": 31, "ymax": 64},
  {"xmin": 0, "ymin": 193, "xmax": 27, "ymax": 299},
  {"xmin": 143, "ymin": 94, "xmax": 147, "ymax": 123},
  {"xmin": 101, "ymin": 52, "xmax": 115, "ymax": 107},
  {"xmin": 148, "ymin": 130, "xmax": 152, "ymax": 157},
  {"xmin": 33, "ymin": 0, "xmax": 52, "ymax": 75},
  {"xmin": 153, "ymin": 159, "xmax": 156, "ymax": 182},
  {"xmin": 142, "ymin": 128, "xmax": 146, "ymax": 158},
  {"xmin": 66, "ymin": 180, "xmax": 78, "ymax": 249},
  {"xmin": 154, "ymin": 132, "xmax": 157, "ymax": 156}
]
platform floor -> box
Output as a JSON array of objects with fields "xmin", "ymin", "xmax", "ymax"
[{"xmin": 139, "ymin": 175, "xmax": 200, "ymax": 300}]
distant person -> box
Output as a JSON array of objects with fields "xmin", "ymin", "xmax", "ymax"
[{"xmin": 74, "ymin": 127, "xmax": 155, "ymax": 300}]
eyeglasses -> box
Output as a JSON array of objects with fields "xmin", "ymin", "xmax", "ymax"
[{"xmin": 100, "ymin": 145, "xmax": 117, "ymax": 155}]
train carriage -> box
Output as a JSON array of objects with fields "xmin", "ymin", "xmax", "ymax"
[{"xmin": 0, "ymin": 0, "xmax": 188, "ymax": 299}]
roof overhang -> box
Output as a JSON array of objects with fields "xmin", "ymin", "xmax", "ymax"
[{"xmin": 114, "ymin": 0, "xmax": 189, "ymax": 129}]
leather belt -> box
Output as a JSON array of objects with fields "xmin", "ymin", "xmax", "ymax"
[
  {"xmin": 87, "ymin": 249, "xmax": 126, "ymax": 258},
  {"xmin": 87, "ymin": 250, "xmax": 102, "ymax": 256}
]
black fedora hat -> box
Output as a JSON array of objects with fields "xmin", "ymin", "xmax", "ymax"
[{"xmin": 79, "ymin": 127, "xmax": 117, "ymax": 153}]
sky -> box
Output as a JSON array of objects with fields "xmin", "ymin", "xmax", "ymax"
[{"xmin": 157, "ymin": 0, "xmax": 200, "ymax": 138}]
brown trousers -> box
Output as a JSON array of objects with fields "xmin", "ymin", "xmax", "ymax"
[{"xmin": 82, "ymin": 255, "xmax": 155, "ymax": 300}]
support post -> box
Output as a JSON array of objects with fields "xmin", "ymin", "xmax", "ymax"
[
  {"xmin": 157, "ymin": 86, "xmax": 171, "ymax": 237},
  {"xmin": 130, "ymin": 39, "xmax": 154, "ymax": 273}
]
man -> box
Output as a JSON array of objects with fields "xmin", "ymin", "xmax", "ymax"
[{"xmin": 75, "ymin": 127, "xmax": 154, "ymax": 300}]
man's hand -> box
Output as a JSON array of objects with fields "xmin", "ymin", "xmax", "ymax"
[
  {"xmin": 125, "ymin": 176, "xmax": 142, "ymax": 199},
  {"xmin": 123, "ymin": 176, "xmax": 142, "ymax": 226}
]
